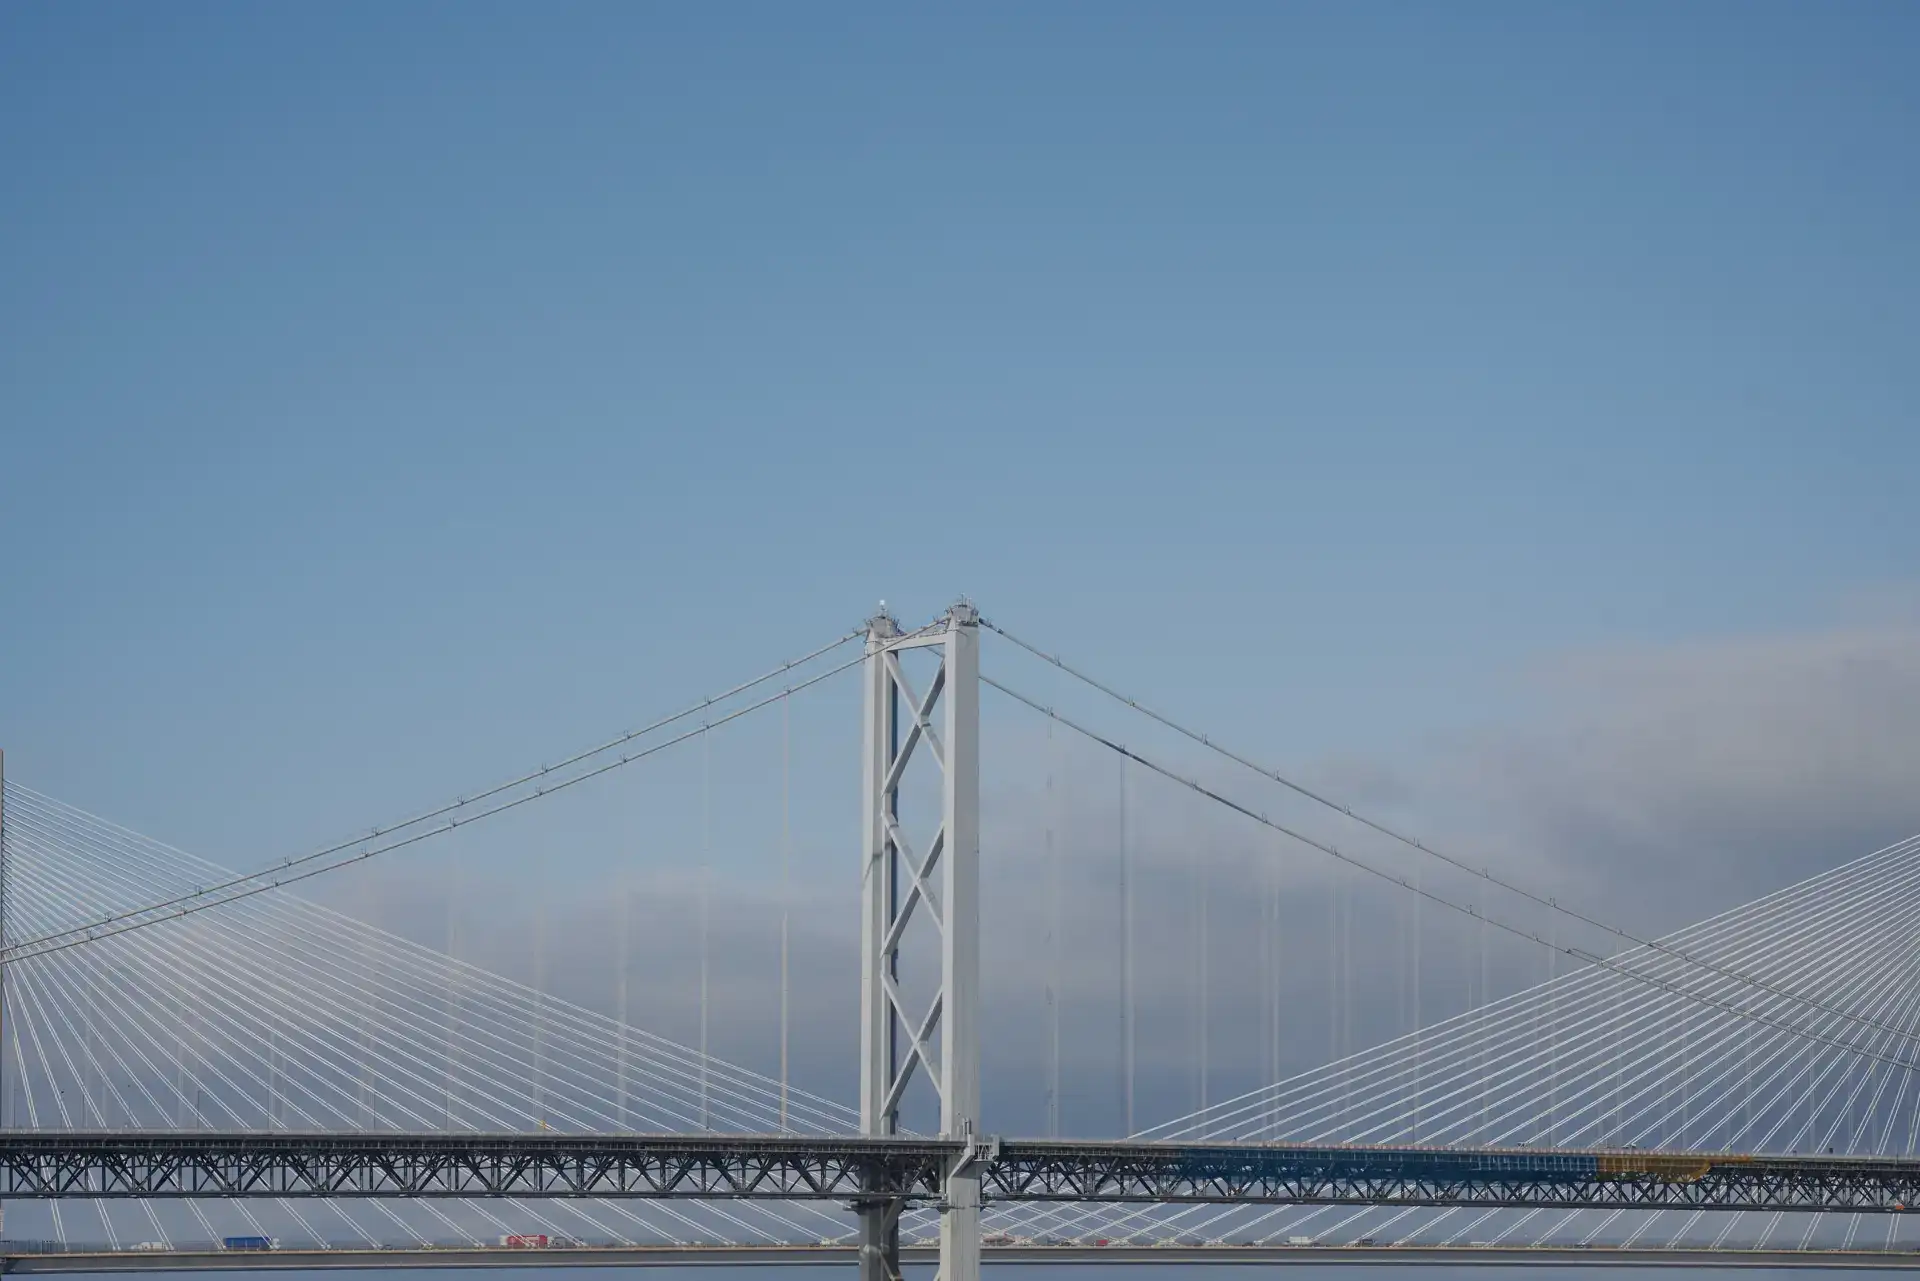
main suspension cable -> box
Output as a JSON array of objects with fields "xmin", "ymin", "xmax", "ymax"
[
  {"xmin": 7, "ymin": 628, "xmax": 865, "ymax": 957},
  {"xmin": 981, "ymin": 672, "xmax": 1920, "ymax": 1071},
  {"xmin": 4, "ymin": 651, "xmax": 865, "ymax": 965},
  {"xmin": 980, "ymin": 616, "xmax": 1920, "ymax": 1048}
]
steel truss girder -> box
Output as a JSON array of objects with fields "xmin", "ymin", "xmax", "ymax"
[
  {"xmin": 981, "ymin": 1141, "xmax": 1920, "ymax": 1213},
  {"xmin": 0, "ymin": 1133, "xmax": 947, "ymax": 1202},
  {"xmin": 8, "ymin": 1134, "xmax": 1920, "ymax": 1215}
]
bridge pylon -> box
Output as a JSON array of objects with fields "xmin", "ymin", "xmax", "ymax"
[{"xmin": 859, "ymin": 603, "xmax": 981, "ymax": 1281}]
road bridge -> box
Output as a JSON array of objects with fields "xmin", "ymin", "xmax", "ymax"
[{"xmin": 6, "ymin": 1132, "xmax": 1920, "ymax": 1216}]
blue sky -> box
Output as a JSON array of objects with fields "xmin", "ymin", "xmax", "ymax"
[{"xmin": 3, "ymin": 1, "xmax": 1916, "ymax": 877}]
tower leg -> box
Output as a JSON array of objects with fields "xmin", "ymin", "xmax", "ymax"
[
  {"xmin": 857, "ymin": 1194, "xmax": 902, "ymax": 1281},
  {"xmin": 940, "ymin": 1167, "xmax": 981, "ymax": 1281},
  {"xmin": 858, "ymin": 609, "xmax": 901, "ymax": 1277},
  {"xmin": 938, "ymin": 606, "xmax": 981, "ymax": 1281}
]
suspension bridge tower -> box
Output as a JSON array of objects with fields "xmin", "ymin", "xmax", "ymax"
[{"xmin": 859, "ymin": 602, "xmax": 983, "ymax": 1281}]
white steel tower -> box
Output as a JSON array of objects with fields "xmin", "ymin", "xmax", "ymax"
[{"xmin": 858, "ymin": 603, "xmax": 982, "ymax": 1281}]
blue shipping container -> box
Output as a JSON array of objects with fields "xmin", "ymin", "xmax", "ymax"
[{"xmin": 222, "ymin": 1237, "xmax": 273, "ymax": 1251}]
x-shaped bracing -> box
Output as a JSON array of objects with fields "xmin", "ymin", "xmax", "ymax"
[{"xmin": 875, "ymin": 647, "xmax": 953, "ymax": 1120}]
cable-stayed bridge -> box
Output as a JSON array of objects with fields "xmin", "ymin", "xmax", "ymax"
[{"xmin": 3, "ymin": 602, "xmax": 1920, "ymax": 1275}]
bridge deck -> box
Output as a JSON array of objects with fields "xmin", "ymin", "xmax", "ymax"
[{"xmin": 3, "ymin": 1131, "xmax": 1919, "ymax": 1214}]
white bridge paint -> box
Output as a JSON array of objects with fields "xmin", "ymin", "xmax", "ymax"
[{"xmin": 860, "ymin": 604, "xmax": 982, "ymax": 1281}]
